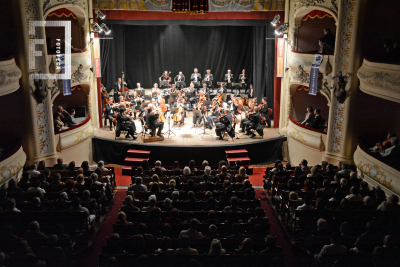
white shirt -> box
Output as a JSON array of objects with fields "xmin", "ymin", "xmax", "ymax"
[{"xmin": 28, "ymin": 169, "xmax": 41, "ymax": 178}]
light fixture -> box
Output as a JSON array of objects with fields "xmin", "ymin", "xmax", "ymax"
[
  {"xmin": 275, "ymin": 23, "xmax": 289, "ymax": 35},
  {"xmin": 95, "ymin": 9, "xmax": 106, "ymax": 20},
  {"xmin": 271, "ymin": 14, "xmax": 281, "ymax": 26},
  {"xmin": 90, "ymin": 22, "xmax": 103, "ymax": 33},
  {"xmin": 100, "ymin": 23, "xmax": 111, "ymax": 35}
]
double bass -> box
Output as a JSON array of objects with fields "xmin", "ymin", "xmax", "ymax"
[
  {"xmin": 119, "ymin": 71, "xmax": 130, "ymax": 98},
  {"xmin": 101, "ymin": 84, "xmax": 110, "ymax": 104}
]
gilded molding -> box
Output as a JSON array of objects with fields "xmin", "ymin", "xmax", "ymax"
[
  {"xmin": 0, "ymin": 58, "xmax": 22, "ymax": 97},
  {"xmin": 56, "ymin": 118, "xmax": 94, "ymax": 152},
  {"xmin": 0, "ymin": 145, "xmax": 26, "ymax": 186}
]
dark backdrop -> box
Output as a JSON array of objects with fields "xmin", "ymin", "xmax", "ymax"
[{"xmin": 100, "ymin": 22, "xmax": 275, "ymax": 108}]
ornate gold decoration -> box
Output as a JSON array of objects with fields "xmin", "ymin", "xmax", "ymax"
[
  {"xmin": 74, "ymin": 130, "xmax": 93, "ymax": 144},
  {"xmin": 356, "ymin": 161, "xmax": 393, "ymax": 190},
  {"xmin": 289, "ymin": 130, "xmax": 306, "ymax": 143},
  {"xmin": 293, "ymin": 65, "xmax": 310, "ymax": 84},
  {"xmin": 358, "ymin": 71, "xmax": 400, "ymax": 89},
  {"xmin": 0, "ymin": 163, "xmax": 23, "ymax": 184}
]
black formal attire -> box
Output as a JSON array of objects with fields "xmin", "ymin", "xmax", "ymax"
[
  {"xmin": 224, "ymin": 73, "xmax": 234, "ymax": 92},
  {"xmin": 248, "ymin": 88, "xmax": 255, "ymax": 98},
  {"xmin": 240, "ymin": 113, "xmax": 253, "ymax": 132},
  {"xmin": 146, "ymin": 112, "xmax": 164, "ymax": 136},
  {"xmin": 116, "ymin": 112, "xmax": 135, "ymax": 138},
  {"xmin": 172, "ymin": 102, "xmax": 187, "ymax": 125},
  {"xmin": 321, "ymin": 33, "xmax": 335, "ymax": 50},
  {"xmin": 246, "ymin": 112, "xmax": 263, "ymax": 136},
  {"xmin": 204, "ymin": 73, "xmax": 214, "ymax": 89},
  {"xmin": 101, "ymin": 89, "xmax": 110, "ymax": 110},
  {"xmin": 191, "ymin": 73, "xmax": 202, "ymax": 89},
  {"xmin": 206, "ymin": 109, "xmax": 221, "ymax": 129},
  {"xmin": 104, "ymin": 104, "xmax": 116, "ymax": 130},
  {"xmin": 131, "ymin": 97, "xmax": 144, "ymax": 119},
  {"xmin": 174, "ymin": 75, "xmax": 185, "ymax": 89},
  {"xmin": 310, "ymin": 115, "xmax": 323, "ymax": 130},
  {"xmin": 114, "ymin": 81, "xmax": 122, "ymax": 100},
  {"xmin": 215, "ymin": 113, "xmax": 234, "ymax": 139},
  {"xmin": 230, "ymin": 100, "xmax": 239, "ymax": 115},
  {"xmin": 239, "ymin": 74, "xmax": 247, "ymax": 92},
  {"xmin": 192, "ymin": 104, "xmax": 205, "ymax": 125},
  {"xmin": 259, "ymin": 103, "xmax": 271, "ymax": 128}
]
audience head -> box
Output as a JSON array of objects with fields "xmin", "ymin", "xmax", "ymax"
[
  {"xmin": 230, "ymin": 197, "xmax": 239, "ymax": 207},
  {"xmin": 209, "ymin": 239, "xmax": 223, "ymax": 255},
  {"xmin": 202, "ymin": 160, "xmax": 209, "ymax": 168},
  {"xmin": 189, "ymin": 219, "xmax": 199, "ymax": 230},
  {"xmin": 183, "ymin": 167, "xmax": 191, "ymax": 176},
  {"xmin": 37, "ymin": 160, "xmax": 45, "ymax": 170},
  {"xmin": 340, "ymin": 178, "xmax": 347, "ymax": 186},
  {"xmin": 317, "ymin": 218, "xmax": 327, "ymax": 230},
  {"xmin": 255, "ymin": 207, "xmax": 265, "ymax": 218},
  {"xmin": 388, "ymin": 194, "xmax": 399, "ymax": 204},
  {"xmin": 163, "ymin": 198, "xmax": 171, "ymax": 208},
  {"xmin": 239, "ymin": 238, "xmax": 253, "ymax": 254},
  {"xmin": 289, "ymin": 191, "xmax": 299, "ymax": 200},
  {"xmin": 135, "ymin": 177, "xmax": 143, "ymax": 185},
  {"xmin": 307, "ymin": 106, "xmax": 314, "ymax": 113},
  {"xmin": 29, "ymin": 221, "xmax": 40, "ymax": 231},
  {"xmin": 189, "ymin": 160, "xmax": 196, "ymax": 170},
  {"xmin": 301, "ymin": 159, "xmax": 308, "ymax": 167}
]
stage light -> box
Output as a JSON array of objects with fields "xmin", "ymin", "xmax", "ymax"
[
  {"xmin": 95, "ymin": 10, "xmax": 106, "ymax": 20},
  {"xmin": 100, "ymin": 23, "xmax": 111, "ymax": 35},
  {"xmin": 90, "ymin": 22, "xmax": 103, "ymax": 33},
  {"xmin": 275, "ymin": 23, "xmax": 289, "ymax": 36},
  {"xmin": 271, "ymin": 14, "xmax": 281, "ymax": 26}
]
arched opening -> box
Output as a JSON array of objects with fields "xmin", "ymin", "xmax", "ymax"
[
  {"xmin": 291, "ymin": 85, "xmax": 329, "ymax": 130},
  {"xmin": 294, "ymin": 9, "xmax": 337, "ymax": 53}
]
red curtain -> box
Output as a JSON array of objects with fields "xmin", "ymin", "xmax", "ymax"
[
  {"xmin": 302, "ymin": 10, "xmax": 332, "ymax": 21},
  {"xmin": 48, "ymin": 8, "xmax": 77, "ymax": 19},
  {"xmin": 173, "ymin": 0, "xmax": 208, "ymax": 13}
]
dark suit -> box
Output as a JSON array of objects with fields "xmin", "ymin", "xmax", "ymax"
[
  {"xmin": 174, "ymin": 75, "xmax": 185, "ymax": 89},
  {"xmin": 310, "ymin": 115, "xmax": 323, "ymax": 130},
  {"xmin": 246, "ymin": 112, "xmax": 263, "ymax": 136},
  {"xmin": 224, "ymin": 73, "xmax": 234, "ymax": 92},
  {"xmin": 215, "ymin": 113, "xmax": 234, "ymax": 138},
  {"xmin": 104, "ymin": 103, "xmax": 115, "ymax": 130},
  {"xmin": 217, "ymin": 86, "xmax": 226, "ymax": 94},
  {"xmin": 247, "ymin": 89, "xmax": 255, "ymax": 98},
  {"xmin": 259, "ymin": 103, "xmax": 271, "ymax": 128},
  {"xmin": 239, "ymin": 74, "xmax": 247, "ymax": 92},
  {"xmin": 101, "ymin": 89, "xmax": 110, "ymax": 110},
  {"xmin": 206, "ymin": 109, "xmax": 221, "ymax": 129},
  {"xmin": 146, "ymin": 113, "xmax": 163, "ymax": 136},
  {"xmin": 116, "ymin": 112, "xmax": 135, "ymax": 137},
  {"xmin": 190, "ymin": 73, "xmax": 202, "ymax": 83},
  {"xmin": 114, "ymin": 82, "xmax": 122, "ymax": 100}
]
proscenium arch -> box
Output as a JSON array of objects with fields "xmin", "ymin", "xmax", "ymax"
[
  {"xmin": 43, "ymin": 4, "xmax": 87, "ymax": 26},
  {"xmin": 293, "ymin": 6, "xmax": 338, "ymax": 28}
]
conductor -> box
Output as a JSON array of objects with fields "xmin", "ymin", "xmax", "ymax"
[{"xmin": 146, "ymin": 105, "xmax": 164, "ymax": 137}]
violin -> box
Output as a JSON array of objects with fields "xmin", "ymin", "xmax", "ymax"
[
  {"xmin": 214, "ymin": 114, "xmax": 227, "ymax": 122},
  {"xmin": 258, "ymin": 103, "xmax": 266, "ymax": 109}
]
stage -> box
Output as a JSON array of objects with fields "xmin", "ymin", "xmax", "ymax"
[{"xmin": 94, "ymin": 113, "xmax": 283, "ymax": 166}]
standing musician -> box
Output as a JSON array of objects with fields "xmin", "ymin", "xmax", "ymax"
[
  {"xmin": 131, "ymin": 91, "xmax": 144, "ymax": 120},
  {"xmin": 215, "ymin": 109, "xmax": 234, "ymax": 140},
  {"xmin": 206, "ymin": 104, "xmax": 222, "ymax": 130},
  {"xmin": 172, "ymin": 97, "xmax": 187, "ymax": 127},
  {"xmin": 224, "ymin": 69, "xmax": 234, "ymax": 93},
  {"xmin": 239, "ymin": 69, "xmax": 247, "ymax": 93},
  {"xmin": 146, "ymin": 105, "xmax": 164, "ymax": 137},
  {"xmin": 190, "ymin": 68, "xmax": 202, "ymax": 89},
  {"xmin": 259, "ymin": 97, "xmax": 271, "ymax": 128},
  {"xmin": 114, "ymin": 77, "xmax": 127, "ymax": 100},
  {"xmin": 152, "ymin": 83, "xmax": 159, "ymax": 93},
  {"xmin": 192, "ymin": 91, "xmax": 206, "ymax": 128},
  {"xmin": 248, "ymin": 84, "xmax": 255, "ymax": 98},
  {"xmin": 245, "ymin": 106, "xmax": 262, "ymax": 138},
  {"xmin": 159, "ymin": 71, "xmax": 172, "ymax": 83},
  {"xmin": 104, "ymin": 97, "xmax": 116, "ymax": 130},
  {"xmin": 174, "ymin": 71, "xmax": 186, "ymax": 89},
  {"xmin": 116, "ymin": 108, "xmax": 137, "ymax": 140},
  {"xmin": 101, "ymin": 84, "xmax": 110, "ymax": 111}
]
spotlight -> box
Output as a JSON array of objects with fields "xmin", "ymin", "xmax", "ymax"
[
  {"xmin": 95, "ymin": 10, "xmax": 106, "ymax": 20},
  {"xmin": 90, "ymin": 22, "xmax": 103, "ymax": 33},
  {"xmin": 271, "ymin": 14, "xmax": 281, "ymax": 26},
  {"xmin": 275, "ymin": 23, "xmax": 289, "ymax": 35},
  {"xmin": 100, "ymin": 23, "xmax": 111, "ymax": 35}
]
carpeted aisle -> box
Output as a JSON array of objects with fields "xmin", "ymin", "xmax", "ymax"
[
  {"xmin": 114, "ymin": 168, "xmax": 131, "ymax": 187},
  {"xmin": 248, "ymin": 168, "xmax": 265, "ymax": 186}
]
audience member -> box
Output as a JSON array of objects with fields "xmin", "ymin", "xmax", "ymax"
[
  {"xmin": 128, "ymin": 177, "xmax": 147, "ymax": 192},
  {"xmin": 301, "ymin": 106, "xmax": 315, "ymax": 125},
  {"xmin": 28, "ymin": 164, "xmax": 41, "ymax": 178},
  {"xmin": 377, "ymin": 194, "xmax": 399, "ymax": 211},
  {"xmin": 208, "ymin": 239, "xmax": 226, "ymax": 255},
  {"xmin": 53, "ymin": 158, "xmax": 68, "ymax": 170},
  {"xmin": 179, "ymin": 219, "xmax": 203, "ymax": 241},
  {"xmin": 345, "ymin": 186, "xmax": 363, "ymax": 201},
  {"xmin": 175, "ymin": 236, "xmax": 198, "ymax": 255},
  {"xmin": 318, "ymin": 232, "xmax": 347, "ymax": 265}
]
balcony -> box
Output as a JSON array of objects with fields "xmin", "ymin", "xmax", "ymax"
[
  {"xmin": 288, "ymin": 50, "xmax": 334, "ymax": 78},
  {"xmin": 357, "ymin": 58, "xmax": 400, "ymax": 104},
  {"xmin": 354, "ymin": 140, "xmax": 400, "ymax": 197},
  {"xmin": 0, "ymin": 140, "xmax": 26, "ymax": 186},
  {"xmin": 55, "ymin": 117, "xmax": 94, "ymax": 152},
  {"xmin": 286, "ymin": 117, "xmax": 327, "ymax": 166},
  {"xmin": 0, "ymin": 56, "xmax": 22, "ymax": 97}
]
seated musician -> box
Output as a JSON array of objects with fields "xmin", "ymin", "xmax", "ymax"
[
  {"xmin": 146, "ymin": 105, "xmax": 164, "ymax": 137},
  {"xmin": 116, "ymin": 108, "xmax": 137, "ymax": 140},
  {"xmin": 191, "ymin": 68, "xmax": 202, "ymax": 89},
  {"xmin": 202, "ymin": 83, "xmax": 210, "ymax": 97},
  {"xmin": 154, "ymin": 89, "xmax": 169, "ymax": 112},
  {"xmin": 206, "ymin": 104, "xmax": 222, "ymax": 130},
  {"xmin": 239, "ymin": 69, "xmax": 247, "ymax": 93},
  {"xmin": 224, "ymin": 69, "xmax": 234, "ymax": 93},
  {"xmin": 101, "ymin": 84, "xmax": 109, "ymax": 110},
  {"xmin": 248, "ymin": 84, "xmax": 254, "ymax": 98},
  {"xmin": 152, "ymin": 83, "xmax": 159, "ymax": 93},
  {"xmin": 168, "ymin": 84, "xmax": 178, "ymax": 99},
  {"xmin": 173, "ymin": 97, "xmax": 187, "ymax": 127},
  {"xmin": 217, "ymin": 83, "xmax": 226, "ymax": 95},
  {"xmin": 240, "ymin": 104, "xmax": 254, "ymax": 133},
  {"xmin": 204, "ymin": 69, "xmax": 214, "ymax": 90},
  {"xmin": 187, "ymin": 83, "xmax": 197, "ymax": 108},
  {"xmin": 118, "ymin": 96, "xmax": 130, "ymax": 108},
  {"xmin": 104, "ymin": 97, "xmax": 116, "ymax": 130},
  {"xmin": 259, "ymin": 97, "xmax": 271, "ymax": 128},
  {"xmin": 245, "ymin": 106, "xmax": 263, "ymax": 138},
  {"xmin": 131, "ymin": 91, "xmax": 144, "ymax": 120},
  {"xmin": 135, "ymin": 83, "xmax": 144, "ymax": 94},
  {"xmin": 229, "ymin": 95, "xmax": 239, "ymax": 116},
  {"xmin": 215, "ymin": 108, "xmax": 234, "ymax": 140},
  {"xmin": 159, "ymin": 70, "xmax": 171, "ymax": 83},
  {"xmin": 174, "ymin": 71, "xmax": 186, "ymax": 89},
  {"xmin": 177, "ymin": 89, "xmax": 187, "ymax": 103},
  {"xmin": 192, "ymin": 91, "xmax": 206, "ymax": 128}
]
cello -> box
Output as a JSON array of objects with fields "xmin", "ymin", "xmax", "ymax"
[
  {"xmin": 119, "ymin": 71, "xmax": 130, "ymax": 98},
  {"xmin": 101, "ymin": 84, "xmax": 110, "ymax": 104},
  {"xmin": 173, "ymin": 102, "xmax": 184, "ymax": 123}
]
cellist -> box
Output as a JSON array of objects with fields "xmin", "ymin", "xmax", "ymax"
[{"xmin": 173, "ymin": 97, "xmax": 187, "ymax": 127}]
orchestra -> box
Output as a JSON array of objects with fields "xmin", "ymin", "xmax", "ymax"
[{"xmin": 101, "ymin": 69, "xmax": 270, "ymax": 141}]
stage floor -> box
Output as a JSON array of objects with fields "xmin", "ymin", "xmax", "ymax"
[{"xmin": 96, "ymin": 113, "xmax": 280, "ymax": 145}]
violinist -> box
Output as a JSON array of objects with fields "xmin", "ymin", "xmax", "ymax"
[
  {"xmin": 215, "ymin": 109, "xmax": 233, "ymax": 140},
  {"xmin": 118, "ymin": 96, "xmax": 131, "ymax": 108},
  {"xmin": 177, "ymin": 89, "xmax": 187, "ymax": 103},
  {"xmin": 192, "ymin": 91, "xmax": 206, "ymax": 128},
  {"xmin": 116, "ymin": 108, "xmax": 137, "ymax": 140},
  {"xmin": 131, "ymin": 91, "xmax": 144, "ymax": 120},
  {"xmin": 173, "ymin": 97, "xmax": 187, "ymax": 127},
  {"xmin": 101, "ymin": 84, "xmax": 110, "ymax": 110},
  {"xmin": 104, "ymin": 97, "xmax": 116, "ymax": 130},
  {"xmin": 229, "ymin": 95, "xmax": 239, "ymax": 115},
  {"xmin": 146, "ymin": 105, "xmax": 164, "ymax": 137},
  {"xmin": 245, "ymin": 106, "xmax": 262, "ymax": 138},
  {"xmin": 202, "ymin": 83, "xmax": 210, "ymax": 96},
  {"xmin": 152, "ymin": 83, "xmax": 159, "ymax": 93},
  {"xmin": 206, "ymin": 103, "xmax": 222, "ymax": 130},
  {"xmin": 240, "ymin": 105, "xmax": 254, "ymax": 133},
  {"xmin": 259, "ymin": 97, "xmax": 271, "ymax": 128}
]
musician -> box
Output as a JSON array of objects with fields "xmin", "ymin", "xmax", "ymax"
[
  {"xmin": 159, "ymin": 71, "xmax": 171, "ymax": 83},
  {"xmin": 248, "ymin": 84, "xmax": 255, "ymax": 98},
  {"xmin": 204, "ymin": 69, "xmax": 214, "ymax": 90},
  {"xmin": 240, "ymin": 105, "xmax": 254, "ymax": 133},
  {"xmin": 229, "ymin": 95, "xmax": 239, "ymax": 115},
  {"xmin": 187, "ymin": 83, "xmax": 197, "ymax": 108},
  {"xmin": 101, "ymin": 84, "xmax": 110, "ymax": 110},
  {"xmin": 239, "ymin": 69, "xmax": 247, "ymax": 93},
  {"xmin": 192, "ymin": 91, "xmax": 206, "ymax": 128},
  {"xmin": 172, "ymin": 97, "xmax": 187, "ymax": 127},
  {"xmin": 131, "ymin": 91, "xmax": 144, "ymax": 120},
  {"xmin": 174, "ymin": 71, "xmax": 185, "ymax": 89},
  {"xmin": 168, "ymin": 84, "xmax": 178, "ymax": 99},
  {"xmin": 202, "ymin": 83, "xmax": 210, "ymax": 96},
  {"xmin": 118, "ymin": 96, "xmax": 130, "ymax": 107},
  {"xmin": 215, "ymin": 109, "xmax": 233, "ymax": 140},
  {"xmin": 154, "ymin": 89, "xmax": 169, "ymax": 111},
  {"xmin": 191, "ymin": 68, "xmax": 202, "ymax": 89},
  {"xmin": 217, "ymin": 83, "xmax": 226, "ymax": 95},
  {"xmin": 206, "ymin": 105, "xmax": 221, "ymax": 130},
  {"xmin": 114, "ymin": 78, "xmax": 127, "ymax": 99},
  {"xmin": 152, "ymin": 83, "xmax": 159, "ymax": 93},
  {"xmin": 245, "ymin": 106, "xmax": 263, "ymax": 138},
  {"xmin": 116, "ymin": 108, "xmax": 137, "ymax": 140},
  {"xmin": 146, "ymin": 105, "xmax": 164, "ymax": 137},
  {"xmin": 224, "ymin": 69, "xmax": 234, "ymax": 93},
  {"xmin": 259, "ymin": 97, "xmax": 271, "ymax": 128}
]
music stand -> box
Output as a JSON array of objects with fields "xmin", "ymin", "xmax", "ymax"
[
  {"xmin": 203, "ymin": 80, "xmax": 212, "ymax": 86},
  {"xmin": 232, "ymin": 82, "xmax": 242, "ymax": 96},
  {"xmin": 175, "ymin": 81, "xmax": 185, "ymax": 88},
  {"xmin": 192, "ymin": 81, "xmax": 201, "ymax": 88},
  {"xmin": 170, "ymin": 107, "xmax": 181, "ymax": 130},
  {"xmin": 203, "ymin": 101, "xmax": 213, "ymax": 111},
  {"xmin": 168, "ymin": 99, "xmax": 177, "ymax": 106},
  {"xmin": 160, "ymin": 80, "xmax": 169, "ymax": 88},
  {"xmin": 151, "ymin": 92, "xmax": 158, "ymax": 98},
  {"xmin": 141, "ymin": 101, "xmax": 150, "ymax": 109},
  {"xmin": 163, "ymin": 111, "xmax": 176, "ymax": 138},
  {"xmin": 192, "ymin": 109, "xmax": 202, "ymax": 132},
  {"xmin": 135, "ymin": 89, "xmax": 145, "ymax": 96},
  {"xmin": 198, "ymin": 110, "xmax": 212, "ymax": 139},
  {"xmin": 170, "ymin": 93, "xmax": 179, "ymax": 99}
]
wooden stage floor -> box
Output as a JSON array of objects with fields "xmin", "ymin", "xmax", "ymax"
[{"xmin": 96, "ymin": 113, "xmax": 280, "ymax": 146}]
